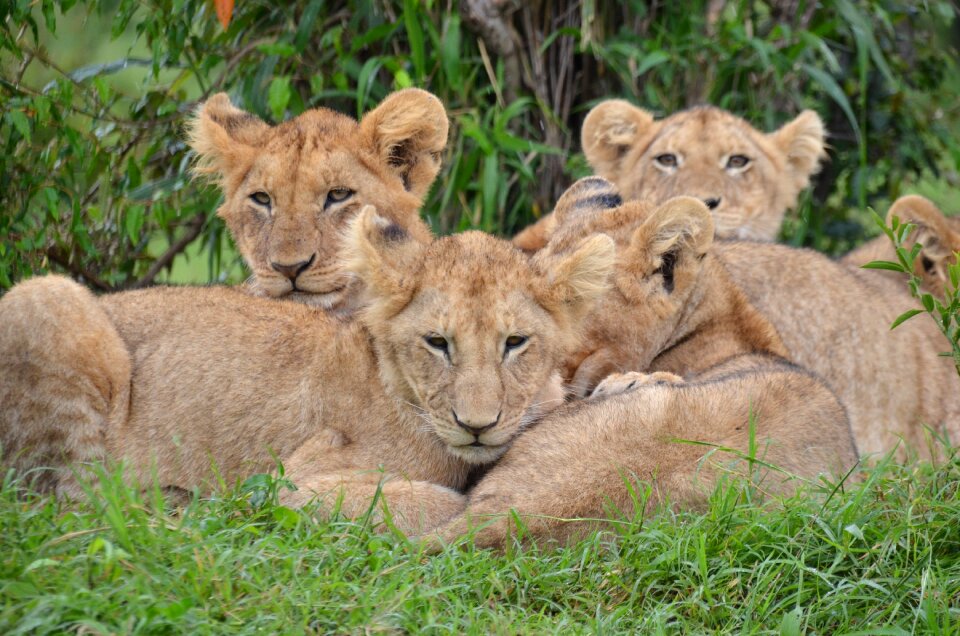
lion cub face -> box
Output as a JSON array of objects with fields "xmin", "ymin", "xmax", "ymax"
[
  {"xmin": 188, "ymin": 90, "xmax": 448, "ymax": 309},
  {"xmin": 347, "ymin": 207, "xmax": 615, "ymax": 463},
  {"xmin": 582, "ymin": 102, "xmax": 826, "ymax": 241}
]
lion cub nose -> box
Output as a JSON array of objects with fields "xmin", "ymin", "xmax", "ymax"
[
  {"xmin": 271, "ymin": 254, "xmax": 315, "ymax": 281},
  {"xmin": 703, "ymin": 197, "xmax": 722, "ymax": 210},
  {"xmin": 452, "ymin": 410, "xmax": 500, "ymax": 436}
]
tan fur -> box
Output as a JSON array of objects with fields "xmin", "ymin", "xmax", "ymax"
[
  {"xmin": 716, "ymin": 239, "xmax": 960, "ymax": 457},
  {"xmin": 0, "ymin": 206, "xmax": 615, "ymax": 535},
  {"xmin": 842, "ymin": 194, "xmax": 960, "ymax": 294},
  {"xmin": 428, "ymin": 354, "xmax": 857, "ymax": 549},
  {"xmin": 188, "ymin": 89, "xmax": 448, "ymax": 311},
  {"xmin": 513, "ymin": 103, "xmax": 826, "ymax": 250},
  {"xmin": 531, "ymin": 177, "xmax": 788, "ymax": 397}
]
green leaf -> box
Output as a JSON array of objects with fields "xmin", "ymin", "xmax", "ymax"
[
  {"xmin": 24, "ymin": 558, "xmax": 60, "ymax": 573},
  {"xmin": 257, "ymin": 42, "xmax": 297, "ymax": 58},
  {"xmin": 921, "ymin": 294, "xmax": 935, "ymax": 312},
  {"xmin": 124, "ymin": 205, "xmax": 145, "ymax": 244},
  {"xmin": 7, "ymin": 110, "xmax": 31, "ymax": 143},
  {"xmin": 268, "ymin": 76, "xmax": 292, "ymax": 122},
  {"xmin": 779, "ymin": 608, "xmax": 802, "ymax": 636},
  {"xmin": 42, "ymin": 187, "xmax": 60, "ymax": 221},
  {"xmin": 861, "ymin": 260, "xmax": 903, "ymax": 272},
  {"xmin": 802, "ymin": 63, "xmax": 860, "ymax": 144},
  {"xmin": 890, "ymin": 309, "xmax": 923, "ymax": 330},
  {"xmin": 403, "ymin": 0, "xmax": 425, "ymax": 81}
]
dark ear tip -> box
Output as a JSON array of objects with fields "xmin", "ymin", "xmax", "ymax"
[{"xmin": 380, "ymin": 223, "xmax": 408, "ymax": 243}]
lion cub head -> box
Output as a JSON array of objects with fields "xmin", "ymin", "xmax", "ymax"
[
  {"xmin": 346, "ymin": 206, "xmax": 615, "ymax": 463},
  {"xmin": 540, "ymin": 177, "xmax": 784, "ymax": 395},
  {"xmin": 580, "ymin": 102, "xmax": 827, "ymax": 242},
  {"xmin": 188, "ymin": 89, "xmax": 448, "ymax": 309},
  {"xmin": 884, "ymin": 195, "xmax": 960, "ymax": 292}
]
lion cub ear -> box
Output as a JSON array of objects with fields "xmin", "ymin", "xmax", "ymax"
[
  {"xmin": 343, "ymin": 205, "xmax": 425, "ymax": 318},
  {"xmin": 188, "ymin": 93, "xmax": 269, "ymax": 180},
  {"xmin": 551, "ymin": 176, "xmax": 623, "ymax": 228},
  {"xmin": 581, "ymin": 100, "xmax": 656, "ymax": 182},
  {"xmin": 360, "ymin": 89, "xmax": 449, "ymax": 201},
  {"xmin": 622, "ymin": 196, "xmax": 714, "ymax": 295},
  {"xmin": 770, "ymin": 110, "xmax": 827, "ymax": 200},
  {"xmin": 536, "ymin": 234, "xmax": 616, "ymax": 320},
  {"xmin": 887, "ymin": 195, "xmax": 960, "ymax": 288}
]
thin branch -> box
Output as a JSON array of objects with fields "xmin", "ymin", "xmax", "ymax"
[
  {"xmin": 45, "ymin": 246, "xmax": 112, "ymax": 292},
  {"xmin": 130, "ymin": 214, "xmax": 206, "ymax": 289}
]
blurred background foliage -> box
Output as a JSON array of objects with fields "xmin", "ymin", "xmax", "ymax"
[{"xmin": 1, "ymin": 0, "xmax": 958, "ymax": 290}]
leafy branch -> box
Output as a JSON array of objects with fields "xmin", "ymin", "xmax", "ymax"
[{"xmin": 863, "ymin": 213, "xmax": 960, "ymax": 377}]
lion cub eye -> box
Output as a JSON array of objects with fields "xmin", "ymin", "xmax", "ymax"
[
  {"xmin": 654, "ymin": 153, "xmax": 678, "ymax": 168},
  {"xmin": 726, "ymin": 155, "xmax": 750, "ymax": 169},
  {"xmin": 504, "ymin": 335, "xmax": 528, "ymax": 352},
  {"xmin": 324, "ymin": 188, "xmax": 354, "ymax": 209},
  {"xmin": 250, "ymin": 191, "xmax": 271, "ymax": 207},
  {"xmin": 424, "ymin": 334, "xmax": 449, "ymax": 353}
]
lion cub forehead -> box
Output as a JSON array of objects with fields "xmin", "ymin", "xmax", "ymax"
[
  {"xmin": 419, "ymin": 231, "xmax": 535, "ymax": 288},
  {"xmin": 655, "ymin": 107, "xmax": 763, "ymax": 148},
  {"xmin": 550, "ymin": 202, "xmax": 654, "ymax": 250},
  {"xmin": 260, "ymin": 108, "xmax": 363, "ymax": 152}
]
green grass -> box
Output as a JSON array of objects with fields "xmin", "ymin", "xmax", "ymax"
[{"xmin": 2, "ymin": 453, "xmax": 958, "ymax": 634}]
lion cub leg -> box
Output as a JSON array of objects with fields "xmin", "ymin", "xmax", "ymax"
[
  {"xmin": 279, "ymin": 472, "xmax": 466, "ymax": 536},
  {"xmin": 0, "ymin": 276, "xmax": 131, "ymax": 497},
  {"xmin": 591, "ymin": 371, "xmax": 684, "ymax": 398}
]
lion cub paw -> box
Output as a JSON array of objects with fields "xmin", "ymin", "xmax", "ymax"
[{"xmin": 590, "ymin": 371, "xmax": 684, "ymax": 398}]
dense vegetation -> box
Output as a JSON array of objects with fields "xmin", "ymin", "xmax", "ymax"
[
  {"xmin": 1, "ymin": 453, "xmax": 958, "ymax": 633},
  {"xmin": 2, "ymin": 0, "xmax": 959, "ymax": 289}
]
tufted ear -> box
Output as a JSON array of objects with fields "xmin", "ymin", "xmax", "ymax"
[
  {"xmin": 886, "ymin": 195, "xmax": 960, "ymax": 289},
  {"xmin": 581, "ymin": 100, "xmax": 656, "ymax": 181},
  {"xmin": 621, "ymin": 196, "xmax": 714, "ymax": 294},
  {"xmin": 551, "ymin": 176, "xmax": 623, "ymax": 228},
  {"xmin": 187, "ymin": 93, "xmax": 269, "ymax": 181},
  {"xmin": 769, "ymin": 110, "xmax": 827, "ymax": 202},
  {"xmin": 536, "ymin": 233, "xmax": 616, "ymax": 320},
  {"xmin": 360, "ymin": 89, "xmax": 449, "ymax": 201},
  {"xmin": 343, "ymin": 205, "xmax": 426, "ymax": 320}
]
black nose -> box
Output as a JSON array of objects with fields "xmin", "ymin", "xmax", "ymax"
[
  {"xmin": 271, "ymin": 254, "xmax": 315, "ymax": 281},
  {"xmin": 704, "ymin": 197, "xmax": 721, "ymax": 210},
  {"xmin": 453, "ymin": 410, "xmax": 500, "ymax": 435}
]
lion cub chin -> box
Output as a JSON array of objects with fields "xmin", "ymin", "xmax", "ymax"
[
  {"xmin": 188, "ymin": 89, "xmax": 449, "ymax": 311},
  {"xmin": 0, "ymin": 206, "xmax": 615, "ymax": 535},
  {"xmin": 514, "ymin": 102, "xmax": 826, "ymax": 250}
]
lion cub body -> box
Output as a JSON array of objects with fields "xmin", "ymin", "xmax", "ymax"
[
  {"xmin": 434, "ymin": 355, "xmax": 856, "ymax": 549},
  {"xmin": 0, "ymin": 208, "xmax": 615, "ymax": 534}
]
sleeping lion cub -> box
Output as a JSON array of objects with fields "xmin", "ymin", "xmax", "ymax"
[
  {"xmin": 189, "ymin": 89, "xmax": 447, "ymax": 310},
  {"xmin": 0, "ymin": 206, "xmax": 614, "ymax": 534},
  {"xmin": 513, "ymin": 102, "xmax": 826, "ymax": 250}
]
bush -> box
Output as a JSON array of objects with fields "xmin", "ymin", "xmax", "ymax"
[{"xmin": 1, "ymin": 0, "xmax": 958, "ymax": 290}]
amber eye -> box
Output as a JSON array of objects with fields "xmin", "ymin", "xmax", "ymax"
[
  {"xmin": 654, "ymin": 153, "xmax": 678, "ymax": 168},
  {"xmin": 250, "ymin": 191, "xmax": 271, "ymax": 206},
  {"xmin": 325, "ymin": 188, "xmax": 354, "ymax": 208},
  {"xmin": 504, "ymin": 335, "xmax": 528, "ymax": 351},
  {"xmin": 424, "ymin": 334, "xmax": 449, "ymax": 352},
  {"xmin": 727, "ymin": 154, "xmax": 750, "ymax": 169}
]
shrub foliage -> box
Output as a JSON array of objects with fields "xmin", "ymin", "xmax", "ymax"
[{"xmin": 1, "ymin": 0, "xmax": 958, "ymax": 289}]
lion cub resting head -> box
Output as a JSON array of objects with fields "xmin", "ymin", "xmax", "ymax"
[
  {"xmin": 346, "ymin": 208, "xmax": 616, "ymax": 463},
  {"xmin": 843, "ymin": 194, "xmax": 960, "ymax": 294},
  {"xmin": 514, "ymin": 103, "xmax": 826, "ymax": 250},
  {"xmin": 535, "ymin": 177, "xmax": 786, "ymax": 395},
  {"xmin": 188, "ymin": 89, "xmax": 448, "ymax": 309}
]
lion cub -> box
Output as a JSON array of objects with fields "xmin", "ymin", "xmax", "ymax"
[
  {"xmin": 514, "ymin": 102, "xmax": 826, "ymax": 250},
  {"xmin": 842, "ymin": 194, "xmax": 960, "ymax": 294},
  {"xmin": 0, "ymin": 206, "xmax": 614, "ymax": 534},
  {"xmin": 431, "ymin": 354, "xmax": 857, "ymax": 549},
  {"xmin": 189, "ymin": 89, "xmax": 447, "ymax": 310}
]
